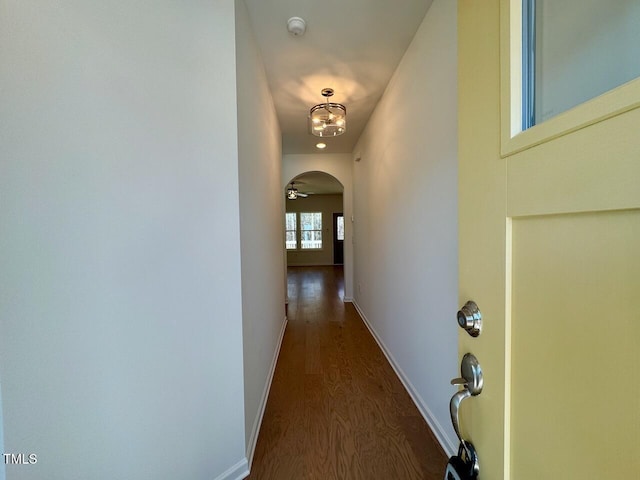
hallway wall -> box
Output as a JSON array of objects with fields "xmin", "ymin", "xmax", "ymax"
[
  {"xmin": 352, "ymin": 0, "xmax": 458, "ymax": 454},
  {"xmin": 235, "ymin": 0, "xmax": 287, "ymax": 466},
  {"xmin": 0, "ymin": 1, "xmax": 246, "ymax": 479}
]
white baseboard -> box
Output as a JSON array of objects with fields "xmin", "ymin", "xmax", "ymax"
[
  {"xmin": 245, "ymin": 315, "xmax": 288, "ymax": 469},
  {"xmin": 287, "ymin": 263, "xmax": 339, "ymax": 267},
  {"xmin": 352, "ymin": 301, "xmax": 457, "ymax": 457},
  {"xmin": 213, "ymin": 457, "xmax": 249, "ymax": 480},
  {"xmin": 343, "ymin": 296, "xmax": 353, "ymax": 302}
]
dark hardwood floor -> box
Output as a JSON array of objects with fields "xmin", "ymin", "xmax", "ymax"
[{"xmin": 247, "ymin": 266, "xmax": 448, "ymax": 480}]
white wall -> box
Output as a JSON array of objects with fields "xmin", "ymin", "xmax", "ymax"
[
  {"xmin": 0, "ymin": 1, "xmax": 247, "ymax": 479},
  {"xmin": 352, "ymin": 0, "xmax": 458, "ymax": 454},
  {"xmin": 286, "ymin": 195, "xmax": 344, "ymax": 267},
  {"xmin": 234, "ymin": 0, "xmax": 287, "ymax": 467},
  {"xmin": 283, "ymin": 154, "xmax": 354, "ymax": 300}
]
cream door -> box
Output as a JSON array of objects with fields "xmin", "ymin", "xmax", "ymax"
[{"xmin": 458, "ymin": 0, "xmax": 640, "ymax": 479}]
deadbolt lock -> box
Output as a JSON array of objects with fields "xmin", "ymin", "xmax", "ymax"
[{"xmin": 457, "ymin": 300, "xmax": 482, "ymax": 337}]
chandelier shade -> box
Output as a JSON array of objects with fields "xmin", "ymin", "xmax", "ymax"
[{"xmin": 308, "ymin": 88, "xmax": 346, "ymax": 137}]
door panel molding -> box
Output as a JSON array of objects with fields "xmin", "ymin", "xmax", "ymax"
[
  {"xmin": 507, "ymin": 107, "xmax": 640, "ymax": 217},
  {"xmin": 509, "ymin": 210, "xmax": 640, "ymax": 479}
]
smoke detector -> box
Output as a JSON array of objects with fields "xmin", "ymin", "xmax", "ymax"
[{"xmin": 287, "ymin": 17, "xmax": 306, "ymax": 36}]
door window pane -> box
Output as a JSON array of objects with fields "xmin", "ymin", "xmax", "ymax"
[
  {"xmin": 523, "ymin": 0, "xmax": 640, "ymax": 128},
  {"xmin": 336, "ymin": 216, "xmax": 344, "ymax": 241}
]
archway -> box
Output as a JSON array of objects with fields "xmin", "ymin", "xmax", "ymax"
[
  {"xmin": 282, "ymin": 153, "xmax": 354, "ymax": 302},
  {"xmin": 282, "ymin": 168, "xmax": 352, "ymax": 302},
  {"xmin": 285, "ymin": 170, "xmax": 344, "ymax": 259}
]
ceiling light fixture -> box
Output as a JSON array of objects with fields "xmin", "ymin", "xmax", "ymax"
[
  {"xmin": 287, "ymin": 182, "xmax": 299, "ymax": 200},
  {"xmin": 286, "ymin": 181, "xmax": 311, "ymax": 200},
  {"xmin": 316, "ymin": 142, "xmax": 327, "ymax": 149},
  {"xmin": 308, "ymin": 88, "xmax": 346, "ymax": 137}
]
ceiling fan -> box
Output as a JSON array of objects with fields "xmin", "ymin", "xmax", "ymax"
[{"xmin": 286, "ymin": 181, "xmax": 313, "ymax": 200}]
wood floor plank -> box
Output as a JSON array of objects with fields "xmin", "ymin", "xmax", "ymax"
[{"xmin": 247, "ymin": 266, "xmax": 448, "ymax": 480}]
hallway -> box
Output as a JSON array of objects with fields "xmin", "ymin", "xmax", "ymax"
[{"xmin": 247, "ymin": 266, "xmax": 447, "ymax": 479}]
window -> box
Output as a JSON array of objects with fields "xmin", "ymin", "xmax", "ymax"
[
  {"xmin": 285, "ymin": 212, "xmax": 323, "ymax": 250},
  {"xmin": 300, "ymin": 212, "xmax": 322, "ymax": 249},
  {"xmin": 336, "ymin": 215, "xmax": 344, "ymax": 241},
  {"xmin": 285, "ymin": 212, "xmax": 297, "ymax": 250},
  {"xmin": 522, "ymin": 0, "xmax": 640, "ymax": 129}
]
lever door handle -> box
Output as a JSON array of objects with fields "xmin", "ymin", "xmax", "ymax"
[
  {"xmin": 453, "ymin": 353, "xmax": 483, "ymax": 395},
  {"xmin": 450, "ymin": 388, "xmax": 472, "ymax": 445},
  {"xmin": 450, "ymin": 377, "xmax": 468, "ymax": 386},
  {"xmin": 449, "ymin": 353, "xmax": 483, "ymax": 462}
]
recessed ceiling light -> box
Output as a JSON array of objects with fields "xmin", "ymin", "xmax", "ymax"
[{"xmin": 316, "ymin": 143, "xmax": 327, "ymax": 149}]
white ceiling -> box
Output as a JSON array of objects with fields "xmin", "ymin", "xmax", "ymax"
[{"xmin": 244, "ymin": 0, "xmax": 434, "ymax": 156}]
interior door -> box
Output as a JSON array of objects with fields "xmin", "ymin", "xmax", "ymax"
[
  {"xmin": 458, "ymin": 0, "xmax": 640, "ymax": 479},
  {"xmin": 333, "ymin": 213, "xmax": 344, "ymax": 265}
]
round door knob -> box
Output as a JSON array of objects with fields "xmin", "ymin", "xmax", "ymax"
[{"xmin": 457, "ymin": 300, "xmax": 482, "ymax": 337}]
